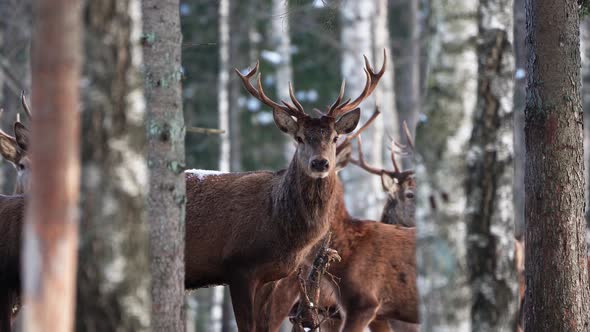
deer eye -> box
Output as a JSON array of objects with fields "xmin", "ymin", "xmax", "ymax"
[
  {"xmin": 18, "ymin": 163, "xmax": 25, "ymax": 171},
  {"xmin": 333, "ymin": 136, "xmax": 339, "ymax": 143},
  {"xmin": 296, "ymin": 136, "xmax": 304, "ymax": 144}
]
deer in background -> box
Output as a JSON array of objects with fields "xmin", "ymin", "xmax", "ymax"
[
  {"xmin": 184, "ymin": 52, "xmax": 386, "ymax": 331},
  {"xmin": 0, "ymin": 94, "xmax": 30, "ymax": 332},
  {"xmin": 257, "ymin": 121, "xmax": 419, "ymax": 332},
  {"xmin": 0, "ymin": 92, "xmax": 32, "ymax": 194}
]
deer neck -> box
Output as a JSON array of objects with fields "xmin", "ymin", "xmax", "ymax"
[
  {"xmin": 274, "ymin": 157, "xmax": 336, "ymax": 233},
  {"xmin": 380, "ymin": 197, "xmax": 398, "ymax": 224}
]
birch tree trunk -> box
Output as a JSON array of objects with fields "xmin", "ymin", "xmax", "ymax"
[
  {"xmin": 524, "ymin": 0, "xmax": 590, "ymax": 330},
  {"xmin": 76, "ymin": 0, "xmax": 151, "ymax": 330},
  {"xmin": 340, "ymin": 0, "xmax": 382, "ymax": 219},
  {"xmin": 513, "ymin": 0, "xmax": 526, "ymax": 237},
  {"xmin": 466, "ymin": 0, "xmax": 518, "ymax": 330},
  {"xmin": 23, "ymin": 0, "xmax": 81, "ymax": 330},
  {"xmin": 415, "ymin": 0, "xmax": 478, "ymax": 330},
  {"xmin": 142, "ymin": 1, "xmax": 186, "ymax": 330}
]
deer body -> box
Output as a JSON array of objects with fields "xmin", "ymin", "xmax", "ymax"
[{"xmin": 0, "ymin": 194, "xmax": 24, "ymax": 332}]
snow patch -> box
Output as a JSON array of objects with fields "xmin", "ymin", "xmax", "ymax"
[{"xmin": 185, "ymin": 169, "xmax": 227, "ymax": 181}]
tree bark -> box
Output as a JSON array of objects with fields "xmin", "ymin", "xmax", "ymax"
[
  {"xmin": 583, "ymin": 19, "xmax": 590, "ymax": 222},
  {"xmin": 524, "ymin": 1, "xmax": 590, "ymax": 330},
  {"xmin": 340, "ymin": 0, "xmax": 383, "ymax": 219},
  {"xmin": 513, "ymin": 0, "xmax": 526, "ymax": 237},
  {"xmin": 76, "ymin": 0, "xmax": 151, "ymax": 330},
  {"xmin": 22, "ymin": 0, "xmax": 81, "ymax": 330},
  {"xmin": 466, "ymin": 0, "xmax": 518, "ymax": 330},
  {"xmin": 142, "ymin": 1, "xmax": 186, "ymax": 331},
  {"xmin": 415, "ymin": 0, "xmax": 478, "ymax": 330}
]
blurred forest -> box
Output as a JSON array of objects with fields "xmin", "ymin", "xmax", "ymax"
[{"xmin": 1, "ymin": 0, "xmax": 590, "ymax": 331}]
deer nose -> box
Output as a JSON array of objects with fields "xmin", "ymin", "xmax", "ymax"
[{"xmin": 310, "ymin": 158, "xmax": 330, "ymax": 172}]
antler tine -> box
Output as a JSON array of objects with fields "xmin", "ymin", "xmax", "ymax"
[
  {"xmin": 329, "ymin": 49, "xmax": 387, "ymax": 117},
  {"xmin": 390, "ymin": 140, "xmax": 402, "ymax": 174},
  {"xmin": 20, "ymin": 91, "xmax": 32, "ymax": 119},
  {"xmin": 402, "ymin": 121, "xmax": 414, "ymax": 151},
  {"xmin": 235, "ymin": 63, "xmax": 306, "ymax": 118},
  {"xmin": 288, "ymin": 82, "xmax": 305, "ymax": 114},
  {"xmin": 349, "ymin": 135, "xmax": 384, "ymax": 176},
  {"xmin": 328, "ymin": 80, "xmax": 346, "ymax": 114}
]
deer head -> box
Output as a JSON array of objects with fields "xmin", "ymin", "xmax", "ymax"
[
  {"xmin": 236, "ymin": 50, "xmax": 387, "ymax": 179},
  {"xmin": 351, "ymin": 121, "xmax": 416, "ymax": 227},
  {"xmin": 0, "ymin": 92, "xmax": 32, "ymax": 194}
]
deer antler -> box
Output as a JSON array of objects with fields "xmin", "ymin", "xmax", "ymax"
[
  {"xmin": 350, "ymin": 121, "xmax": 415, "ymax": 182},
  {"xmin": 235, "ymin": 62, "xmax": 307, "ymax": 119},
  {"xmin": 20, "ymin": 91, "xmax": 32, "ymax": 120},
  {"xmin": 327, "ymin": 49, "xmax": 387, "ymax": 117}
]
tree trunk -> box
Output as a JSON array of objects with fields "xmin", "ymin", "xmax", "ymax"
[
  {"xmin": 218, "ymin": 0, "xmax": 230, "ymax": 173},
  {"xmin": 513, "ymin": 0, "xmax": 526, "ymax": 237},
  {"xmin": 340, "ymin": 0, "xmax": 383, "ymax": 219},
  {"xmin": 76, "ymin": 0, "xmax": 151, "ymax": 330},
  {"xmin": 22, "ymin": 0, "xmax": 81, "ymax": 330},
  {"xmin": 142, "ymin": 1, "xmax": 186, "ymax": 331},
  {"xmin": 396, "ymin": 0, "xmax": 420, "ymax": 141},
  {"xmin": 414, "ymin": 0, "xmax": 478, "ymax": 330},
  {"xmin": 583, "ymin": 19, "xmax": 590, "ymax": 222},
  {"xmin": 373, "ymin": 0, "xmax": 399, "ymax": 157},
  {"xmin": 466, "ymin": 0, "xmax": 518, "ymax": 330},
  {"xmin": 524, "ymin": 1, "xmax": 590, "ymax": 330}
]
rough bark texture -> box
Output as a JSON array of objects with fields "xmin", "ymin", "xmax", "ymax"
[
  {"xmin": 142, "ymin": 1, "xmax": 186, "ymax": 331},
  {"xmin": 524, "ymin": 0, "xmax": 590, "ymax": 331},
  {"xmin": 22, "ymin": 0, "xmax": 81, "ymax": 330},
  {"xmin": 414, "ymin": 0, "xmax": 478, "ymax": 330},
  {"xmin": 340, "ymin": 0, "xmax": 384, "ymax": 219},
  {"xmin": 77, "ymin": 0, "xmax": 151, "ymax": 330},
  {"xmin": 583, "ymin": 19, "xmax": 590, "ymax": 221},
  {"xmin": 513, "ymin": 0, "xmax": 526, "ymax": 237},
  {"xmin": 466, "ymin": 0, "xmax": 518, "ymax": 330}
]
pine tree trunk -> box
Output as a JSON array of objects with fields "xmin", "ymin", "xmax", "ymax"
[
  {"xmin": 76, "ymin": 0, "xmax": 151, "ymax": 330},
  {"xmin": 513, "ymin": 0, "xmax": 526, "ymax": 237},
  {"xmin": 415, "ymin": 0, "xmax": 478, "ymax": 330},
  {"xmin": 524, "ymin": 1, "xmax": 590, "ymax": 330},
  {"xmin": 142, "ymin": 1, "xmax": 186, "ymax": 330},
  {"xmin": 22, "ymin": 0, "xmax": 81, "ymax": 330},
  {"xmin": 340, "ymin": 0, "xmax": 383, "ymax": 219},
  {"xmin": 466, "ymin": 0, "xmax": 518, "ymax": 330}
]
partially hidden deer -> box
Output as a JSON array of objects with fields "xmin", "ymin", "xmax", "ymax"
[
  {"xmin": 0, "ymin": 95, "xmax": 30, "ymax": 332},
  {"xmin": 256, "ymin": 121, "xmax": 419, "ymax": 332},
  {"xmin": 184, "ymin": 51, "xmax": 386, "ymax": 331}
]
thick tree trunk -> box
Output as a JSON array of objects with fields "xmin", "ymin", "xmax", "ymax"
[
  {"xmin": 142, "ymin": 1, "xmax": 186, "ymax": 331},
  {"xmin": 524, "ymin": 1, "xmax": 590, "ymax": 330},
  {"xmin": 76, "ymin": 0, "xmax": 151, "ymax": 330},
  {"xmin": 22, "ymin": 0, "xmax": 81, "ymax": 330},
  {"xmin": 513, "ymin": 0, "xmax": 526, "ymax": 237},
  {"xmin": 466, "ymin": 0, "xmax": 518, "ymax": 330},
  {"xmin": 340, "ymin": 0, "xmax": 383, "ymax": 219},
  {"xmin": 415, "ymin": 0, "xmax": 478, "ymax": 330},
  {"xmin": 583, "ymin": 19, "xmax": 590, "ymax": 221}
]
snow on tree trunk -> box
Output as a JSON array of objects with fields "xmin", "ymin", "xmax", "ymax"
[
  {"xmin": 142, "ymin": 0, "xmax": 186, "ymax": 330},
  {"xmin": 340, "ymin": 0, "xmax": 382, "ymax": 219},
  {"xmin": 414, "ymin": 0, "xmax": 478, "ymax": 330},
  {"xmin": 524, "ymin": 1, "xmax": 590, "ymax": 330},
  {"xmin": 76, "ymin": 0, "xmax": 150, "ymax": 330},
  {"xmin": 23, "ymin": 0, "xmax": 81, "ymax": 330},
  {"xmin": 466, "ymin": 0, "xmax": 518, "ymax": 330}
]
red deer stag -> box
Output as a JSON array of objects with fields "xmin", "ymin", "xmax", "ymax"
[
  {"xmin": 350, "ymin": 121, "xmax": 415, "ymax": 227},
  {"xmin": 184, "ymin": 51, "xmax": 386, "ymax": 331},
  {"xmin": 257, "ymin": 122, "xmax": 418, "ymax": 332},
  {"xmin": 0, "ymin": 92, "xmax": 32, "ymax": 194}
]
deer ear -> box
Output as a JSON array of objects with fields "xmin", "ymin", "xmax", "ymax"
[
  {"xmin": 273, "ymin": 109, "xmax": 298, "ymax": 136},
  {"xmin": 14, "ymin": 122, "xmax": 29, "ymax": 152},
  {"xmin": 0, "ymin": 131, "xmax": 19, "ymax": 164},
  {"xmin": 381, "ymin": 173, "xmax": 395, "ymax": 192},
  {"xmin": 335, "ymin": 108, "xmax": 360, "ymax": 134},
  {"xmin": 334, "ymin": 143, "xmax": 352, "ymax": 173}
]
